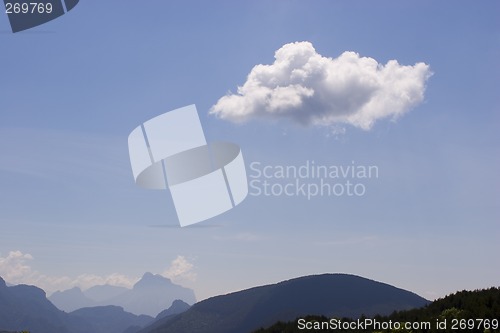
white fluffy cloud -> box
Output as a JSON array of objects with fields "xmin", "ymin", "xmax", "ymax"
[
  {"xmin": 163, "ymin": 255, "xmax": 196, "ymax": 283},
  {"xmin": 0, "ymin": 251, "xmax": 137, "ymax": 292},
  {"xmin": 210, "ymin": 41, "xmax": 432, "ymax": 130},
  {"xmin": 0, "ymin": 250, "xmax": 33, "ymax": 282}
]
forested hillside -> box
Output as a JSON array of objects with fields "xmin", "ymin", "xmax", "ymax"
[{"xmin": 254, "ymin": 287, "xmax": 500, "ymax": 333}]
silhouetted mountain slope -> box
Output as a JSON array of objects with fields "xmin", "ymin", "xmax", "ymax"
[
  {"xmin": 144, "ymin": 274, "xmax": 429, "ymax": 333},
  {"xmin": 0, "ymin": 276, "xmax": 157, "ymax": 333},
  {"xmin": 69, "ymin": 305, "xmax": 153, "ymax": 333},
  {"xmin": 156, "ymin": 300, "xmax": 191, "ymax": 320},
  {"xmin": 254, "ymin": 287, "xmax": 500, "ymax": 332},
  {"xmin": 138, "ymin": 300, "xmax": 191, "ymax": 333},
  {"xmin": 387, "ymin": 287, "xmax": 500, "ymax": 325},
  {"xmin": 0, "ymin": 277, "xmax": 92, "ymax": 333}
]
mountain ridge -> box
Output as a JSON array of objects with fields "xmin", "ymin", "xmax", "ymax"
[
  {"xmin": 142, "ymin": 273, "xmax": 429, "ymax": 333},
  {"xmin": 0, "ymin": 275, "xmax": 190, "ymax": 333},
  {"xmin": 49, "ymin": 272, "xmax": 196, "ymax": 316},
  {"xmin": 69, "ymin": 305, "xmax": 154, "ymax": 333}
]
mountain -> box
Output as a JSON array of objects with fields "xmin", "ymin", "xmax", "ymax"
[
  {"xmin": 49, "ymin": 284, "xmax": 129, "ymax": 312},
  {"xmin": 69, "ymin": 305, "xmax": 154, "ymax": 333},
  {"xmin": 49, "ymin": 273, "xmax": 196, "ymax": 316},
  {"xmin": 49, "ymin": 287, "xmax": 97, "ymax": 312},
  {"xmin": 84, "ymin": 284, "xmax": 129, "ymax": 302},
  {"xmin": 143, "ymin": 274, "xmax": 429, "ymax": 333},
  {"xmin": 155, "ymin": 300, "xmax": 191, "ymax": 320},
  {"xmin": 0, "ymin": 276, "xmax": 92, "ymax": 333},
  {"xmin": 107, "ymin": 273, "xmax": 196, "ymax": 316},
  {"xmin": 255, "ymin": 287, "xmax": 500, "ymax": 332},
  {"xmin": 387, "ymin": 286, "xmax": 500, "ymax": 326},
  {"xmin": 0, "ymin": 273, "xmax": 429, "ymax": 333},
  {"xmin": 0, "ymin": 276, "xmax": 157, "ymax": 333},
  {"xmin": 127, "ymin": 300, "xmax": 191, "ymax": 333}
]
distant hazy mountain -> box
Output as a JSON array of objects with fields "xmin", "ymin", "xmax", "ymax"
[
  {"xmin": 143, "ymin": 274, "xmax": 429, "ymax": 333},
  {"xmin": 0, "ymin": 276, "xmax": 159, "ymax": 333},
  {"xmin": 106, "ymin": 273, "xmax": 196, "ymax": 316},
  {"xmin": 50, "ymin": 287, "xmax": 97, "ymax": 312},
  {"xmin": 84, "ymin": 284, "xmax": 129, "ymax": 302},
  {"xmin": 49, "ymin": 272, "xmax": 196, "ymax": 316},
  {"xmin": 69, "ymin": 305, "xmax": 153, "ymax": 333}
]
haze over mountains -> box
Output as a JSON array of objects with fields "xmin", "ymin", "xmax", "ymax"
[
  {"xmin": 1, "ymin": 273, "xmax": 430, "ymax": 333},
  {"xmin": 0, "ymin": 275, "xmax": 192, "ymax": 333},
  {"xmin": 49, "ymin": 272, "xmax": 196, "ymax": 316},
  {"xmin": 0, "ymin": 275, "xmax": 155, "ymax": 333}
]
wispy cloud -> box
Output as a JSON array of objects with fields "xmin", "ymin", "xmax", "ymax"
[
  {"xmin": 315, "ymin": 235, "xmax": 379, "ymax": 247},
  {"xmin": 212, "ymin": 232, "xmax": 264, "ymax": 242},
  {"xmin": 0, "ymin": 127, "xmax": 129, "ymax": 184},
  {"xmin": 211, "ymin": 41, "xmax": 432, "ymax": 131}
]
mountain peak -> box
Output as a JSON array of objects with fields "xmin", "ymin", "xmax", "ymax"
[
  {"xmin": 156, "ymin": 299, "xmax": 191, "ymax": 319},
  {"xmin": 146, "ymin": 273, "xmax": 429, "ymax": 333},
  {"xmin": 0, "ymin": 276, "xmax": 6, "ymax": 288},
  {"xmin": 134, "ymin": 273, "xmax": 172, "ymax": 290},
  {"xmin": 49, "ymin": 286, "xmax": 96, "ymax": 312},
  {"xmin": 141, "ymin": 272, "xmax": 170, "ymax": 281}
]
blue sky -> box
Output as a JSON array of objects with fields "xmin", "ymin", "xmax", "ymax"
[{"xmin": 0, "ymin": 1, "xmax": 499, "ymax": 302}]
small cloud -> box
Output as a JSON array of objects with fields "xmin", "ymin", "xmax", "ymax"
[
  {"xmin": 316, "ymin": 235, "xmax": 378, "ymax": 246},
  {"xmin": 210, "ymin": 41, "xmax": 432, "ymax": 130},
  {"xmin": 327, "ymin": 125, "xmax": 347, "ymax": 140},
  {"xmin": 163, "ymin": 255, "xmax": 196, "ymax": 283},
  {"xmin": 0, "ymin": 250, "xmax": 34, "ymax": 282}
]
